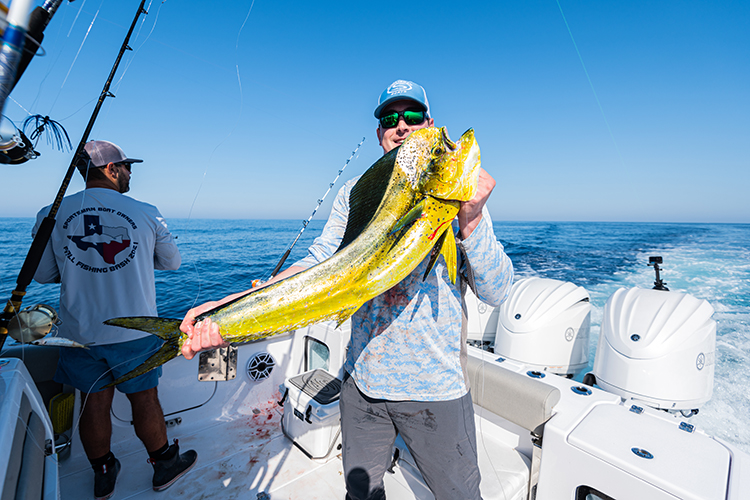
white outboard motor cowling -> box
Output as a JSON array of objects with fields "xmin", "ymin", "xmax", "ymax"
[
  {"xmin": 465, "ymin": 288, "xmax": 501, "ymax": 346},
  {"xmin": 494, "ymin": 277, "xmax": 591, "ymax": 377},
  {"xmin": 593, "ymin": 287, "xmax": 716, "ymax": 412}
]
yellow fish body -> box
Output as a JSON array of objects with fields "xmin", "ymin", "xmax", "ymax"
[{"xmin": 105, "ymin": 127, "xmax": 480, "ymax": 385}]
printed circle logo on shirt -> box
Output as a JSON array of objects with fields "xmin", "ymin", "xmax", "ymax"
[{"xmin": 63, "ymin": 211, "xmax": 138, "ymax": 274}]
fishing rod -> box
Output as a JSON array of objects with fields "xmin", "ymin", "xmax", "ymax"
[
  {"xmin": 265, "ymin": 137, "xmax": 366, "ymax": 281},
  {"xmin": 0, "ymin": 0, "xmax": 37, "ymax": 119},
  {"xmin": 0, "ymin": 0, "xmax": 149, "ymax": 350}
]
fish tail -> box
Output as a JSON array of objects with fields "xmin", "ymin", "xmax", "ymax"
[
  {"xmin": 103, "ymin": 327, "xmax": 182, "ymax": 388},
  {"xmin": 104, "ymin": 316, "xmax": 182, "ymax": 340},
  {"xmin": 102, "ymin": 317, "xmax": 183, "ymax": 388}
]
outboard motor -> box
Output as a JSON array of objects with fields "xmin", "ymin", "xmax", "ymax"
[
  {"xmin": 465, "ymin": 288, "xmax": 501, "ymax": 351},
  {"xmin": 591, "ymin": 257, "xmax": 716, "ymax": 415},
  {"xmin": 492, "ymin": 277, "xmax": 591, "ymax": 377}
]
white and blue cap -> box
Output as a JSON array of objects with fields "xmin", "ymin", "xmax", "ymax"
[{"xmin": 373, "ymin": 79, "xmax": 430, "ymax": 119}]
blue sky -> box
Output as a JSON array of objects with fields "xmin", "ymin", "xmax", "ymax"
[{"xmin": 1, "ymin": 0, "xmax": 747, "ymax": 223}]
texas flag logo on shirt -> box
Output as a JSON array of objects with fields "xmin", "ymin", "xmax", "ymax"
[{"xmin": 68, "ymin": 214, "xmax": 131, "ymax": 264}]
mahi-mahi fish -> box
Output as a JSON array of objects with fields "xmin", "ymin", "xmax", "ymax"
[{"xmin": 104, "ymin": 126, "xmax": 481, "ymax": 386}]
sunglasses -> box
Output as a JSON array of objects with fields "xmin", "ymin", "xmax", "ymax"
[
  {"xmin": 379, "ymin": 109, "xmax": 427, "ymax": 129},
  {"xmin": 117, "ymin": 162, "xmax": 132, "ymax": 172}
]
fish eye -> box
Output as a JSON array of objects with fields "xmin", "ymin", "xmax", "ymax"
[{"xmin": 432, "ymin": 146, "xmax": 445, "ymax": 157}]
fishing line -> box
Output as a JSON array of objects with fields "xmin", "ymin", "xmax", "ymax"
[
  {"xmin": 1, "ymin": 1, "xmax": 80, "ymax": 118},
  {"xmin": 63, "ymin": 339, "xmax": 167, "ymax": 449},
  {"xmin": 264, "ymin": 137, "xmax": 365, "ymax": 282},
  {"xmin": 40, "ymin": 0, "xmax": 155, "ymax": 309},
  {"xmin": 2, "ymin": 0, "xmax": 154, "ymax": 359},
  {"xmin": 53, "ymin": 96, "xmax": 97, "ymax": 122},
  {"xmin": 97, "ymin": 0, "xmax": 161, "ymax": 128},
  {"xmin": 182, "ymin": 0, "xmax": 255, "ymax": 314},
  {"xmin": 45, "ymin": 0, "xmax": 156, "ymax": 295},
  {"xmin": 555, "ymin": 0, "xmax": 625, "ymax": 168},
  {"xmin": 25, "ymin": 1, "xmax": 74, "ymax": 115},
  {"xmin": 48, "ymin": 1, "xmax": 103, "ymax": 115},
  {"xmin": 67, "ymin": 0, "xmax": 89, "ymax": 38},
  {"xmin": 7, "ymin": 95, "xmax": 32, "ymax": 116},
  {"xmin": 185, "ymin": 0, "xmax": 256, "ymax": 223},
  {"xmin": 110, "ymin": 0, "xmax": 162, "ymax": 91}
]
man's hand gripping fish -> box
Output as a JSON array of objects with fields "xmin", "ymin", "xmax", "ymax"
[{"xmin": 104, "ymin": 127, "xmax": 481, "ymax": 386}]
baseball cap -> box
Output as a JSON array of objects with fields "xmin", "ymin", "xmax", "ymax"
[
  {"xmin": 373, "ymin": 80, "xmax": 430, "ymax": 119},
  {"xmin": 83, "ymin": 140, "xmax": 143, "ymax": 168}
]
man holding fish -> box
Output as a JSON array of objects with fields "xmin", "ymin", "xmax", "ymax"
[{"xmin": 180, "ymin": 80, "xmax": 513, "ymax": 499}]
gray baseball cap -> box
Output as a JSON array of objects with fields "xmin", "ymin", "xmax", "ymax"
[{"xmin": 83, "ymin": 140, "xmax": 143, "ymax": 167}]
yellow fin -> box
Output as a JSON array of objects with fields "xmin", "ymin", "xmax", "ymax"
[
  {"xmin": 390, "ymin": 200, "xmax": 425, "ymax": 235},
  {"xmin": 441, "ymin": 228, "xmax": 458, "ymax": 284},
  {"xmin": 422, "ymin": 226, "xmax": 458, "ymax": 284}
]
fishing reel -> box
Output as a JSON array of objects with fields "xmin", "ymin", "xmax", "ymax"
[
  {"xmin": 7, "ymin": 303, "xmax": 59, "ymax": 343},
  {"xmin": 0, "ymin": 118, "xmax": 38, "ymax": 164}
]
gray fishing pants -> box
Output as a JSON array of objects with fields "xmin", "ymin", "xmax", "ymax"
[{"xmin": 340, "ymin": 373, "xmax": 482, "ymax": 500}]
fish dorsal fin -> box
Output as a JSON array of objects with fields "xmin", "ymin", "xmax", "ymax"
[{"xmin": 337, "ymin": 148, "xmax": 398, "ymax": 252}]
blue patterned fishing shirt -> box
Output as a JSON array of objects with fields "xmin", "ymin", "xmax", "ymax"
[{"xmin": 295, "ymin": 177, "xmax": 514, "ymax": 401}]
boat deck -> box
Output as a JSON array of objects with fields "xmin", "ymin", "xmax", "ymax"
[
  {"xmin": 59, "ymin": 403, "xmax": 353, "ymax": 499},
  {"xmin": 58, "ymin": 399, "xmax": 531, "ymax": 500},
  {"xmin": 52, "ymin": 330, "xmax": 532, "ymax": 500}
]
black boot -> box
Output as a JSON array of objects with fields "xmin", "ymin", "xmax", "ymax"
[
  {"xmin": 93, "ymin": 457, "xmax": 121, "ymax": 500},
  {"xmin": 148, "ymin": 439, "xmax": 197, "ymax": 491}
]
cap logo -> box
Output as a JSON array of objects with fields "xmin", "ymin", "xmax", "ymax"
[{"xmin": 387, "ymin": 80, "xmax": 413, "ymax": 96}]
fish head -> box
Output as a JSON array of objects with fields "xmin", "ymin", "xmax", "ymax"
[{"xmin": 395, "ymin": 127, "xmax": 480, "ymax": 202}]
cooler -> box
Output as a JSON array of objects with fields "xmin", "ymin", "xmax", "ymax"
[{"xmin": 281, "ymin": 369, "xmax": 342, "ymax": 460}]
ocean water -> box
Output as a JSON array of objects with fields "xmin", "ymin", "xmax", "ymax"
[{"xmin": 1, "ymin": 218, "xmax": 748, "ymax": 454}]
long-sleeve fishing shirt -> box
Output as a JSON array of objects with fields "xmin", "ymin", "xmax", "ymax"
[
  {"xmin": 295, "ymin": 177, "xmax": 514, "ymax": 401},
  {"xmin": 33, "ymin": 188, "xmax": 180, "ymax": 346}
]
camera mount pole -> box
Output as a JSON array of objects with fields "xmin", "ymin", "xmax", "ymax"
[{"xmin": 648, "ymin": 256, "xmax": 669, "ymax": 291}]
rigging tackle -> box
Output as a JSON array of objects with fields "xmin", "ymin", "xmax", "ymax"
[{"xmin": 0, "ymin": 0, "xmax": 149, "ymax": 350}]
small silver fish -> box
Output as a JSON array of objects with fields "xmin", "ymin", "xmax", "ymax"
[{"xmin": 30, "ymin": 337, "xmax": 89, "ymax": 349}]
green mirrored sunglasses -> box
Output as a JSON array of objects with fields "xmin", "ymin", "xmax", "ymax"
[{"xmin": 379, "ymin": 109, "xmax": 427, "ymax": 129}]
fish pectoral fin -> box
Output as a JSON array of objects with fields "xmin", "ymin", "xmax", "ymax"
[
  {"xmin": 335, "ymin": 305, "xmax": 361, "ymax": 329},
  {"xmin": 104, "ymin": 317, "xmax": 182, "ymax": 340},
  {"xmin": 390, "ymin": 200, "xmax": 425, "ymax": 235},
  {"xmin": 422, "ymin": 227, "xmax": 458, "ymax": 284}
]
